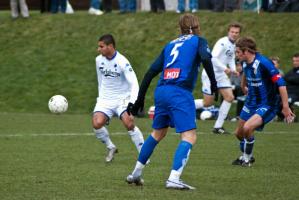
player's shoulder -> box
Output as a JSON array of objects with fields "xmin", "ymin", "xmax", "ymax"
[
  {"xmin": 114, "ymin": 52, "xmax": 132, "ymax": 70},
  {"xmin": 95, "ymin": 55, "xmax": 104, "ymax": 63},
  {"xmin": 196, "ymin": 35, "xmax": 208, "ymax": 43},
  {"xmin": 216, "ymin": 36, "xmax": 229, "ymax": 45},
  {"xmin": 115, "ymin": 51, "xmax": 130, "ymax": 63},
  {"xmin": 256, "ymin": 53, "xmax": 273, "ymax": 67}
]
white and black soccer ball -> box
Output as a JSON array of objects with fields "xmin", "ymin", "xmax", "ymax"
[
  {"xmin": 48, "ymin": 95, "xmax": 68, "ymax": 114},
  {"xmin": 200, "ymin": 110, "xmax": 212, "ymax": 121}
]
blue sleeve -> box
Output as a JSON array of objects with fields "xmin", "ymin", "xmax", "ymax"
[
  {"xmin": 197, "ymin": 37, "xmax": 212, "ymax": 60},
  {"xmin": 263, "ymin": 60, "xmax": 286, "ymax": 87}
]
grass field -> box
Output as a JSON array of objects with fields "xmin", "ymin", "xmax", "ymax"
[
  {"xmin": 1, "ymin": 11, "xmax": 299, "ymax": 113},
  {"xmin": 1, "ymin": 112, "xmax": 299, "ymax": 200}
]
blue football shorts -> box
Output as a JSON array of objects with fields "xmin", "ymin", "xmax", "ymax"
[
  {"xmin": 240, "ymin": 104, "xmax": 278, "ymax": 131},
  {"xmin": 152, "ymin": 85, "xmax": 196, "ymax": 133}
]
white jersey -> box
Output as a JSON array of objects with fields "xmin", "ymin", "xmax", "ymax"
[
  {"xmin": 95, "ymin": 51, "xmax": 139, "ymax": 103},
  {"xmin": 201, "ymin": 36, "xmax": 236, "ymax": 92},
  {"xmin": 211, "ymin": 36, "xmax": 236, "ymax": 73}
]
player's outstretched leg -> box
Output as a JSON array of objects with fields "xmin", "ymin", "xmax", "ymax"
[
  {"xmin": 94, "ymin": 127, "xmax": 118, "ymax": 162},
  {"xmin": 126, "ymin": 134, "xmax": 159, "ymax": 186},
  {"xmin": 166, "ymin": 140, "xmax": 195, "ymax": 190}
]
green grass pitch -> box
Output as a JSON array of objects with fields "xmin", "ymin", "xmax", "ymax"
[{"xmin": 0, "ymin": 113, "xmax": 298, "ymax": 200}]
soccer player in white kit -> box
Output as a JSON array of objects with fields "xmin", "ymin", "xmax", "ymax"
[
  {"xmin": 199, "ymin": 22, "xmax": 242, "ymax": 134},
  {"xmin": 92, "ymin": 34, "xmax": 145, "ymax": 162}
]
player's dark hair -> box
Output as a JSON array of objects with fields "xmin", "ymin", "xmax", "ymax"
[
  {"xmin": 179, "ymin": 13, "xmax": 200, "ymax": 35},
  {"xmin": 293, "ymin": 53, "xmax": 299, "ymax": 58},
  {"xmin": 236, "ymin": 36, "xmax": 257, "ymax": 54},
  {"xmin": 228, "ymin": 22, "xmax": 243, "ymax": 33},
  {"xmin": 99, "ymin": 34, "xmax": 116, "ymax": 48}
]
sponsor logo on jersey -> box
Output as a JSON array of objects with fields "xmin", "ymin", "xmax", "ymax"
[
  {"xmin": 101, "ymin": 68, "xmax": 120, "ymax": 77},
  {"xmin": 250, "ymin": 82, "xmax": 262, "ymax": 87},
  {"xmin": 164, "ymin": 68, "xmax": 180, "ymax": 79}
]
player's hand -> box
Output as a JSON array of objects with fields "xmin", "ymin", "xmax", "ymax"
[
  {"xmin": 242, "ymin": 86, "xmax": 248, "ymax": 95},
  {"xmin": 282, "ymin": 106, "xmax": 296, "ymax": 124},
  {"xmin": 224, "ymin": 68, "xmax": 231, "ymax": 75},
  {"xmin": 127, "ymin": 102, "xmax": 135, "ymax": 116},
  {"xmin": 232, "ymin": 70, "xmax": 240, "ymax": 76},
  {"xmin": 127, "ymin": 99, "xmax": 144, "ymax": 116}
]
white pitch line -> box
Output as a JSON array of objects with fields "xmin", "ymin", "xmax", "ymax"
[{"xmin": 0, "ymin": 131, "xmax": 297, "ymax": 138}]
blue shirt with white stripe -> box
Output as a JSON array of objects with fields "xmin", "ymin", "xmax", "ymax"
[{"xmin": 243, "ymin": 53, "xmax": 286, "ymax": 108}]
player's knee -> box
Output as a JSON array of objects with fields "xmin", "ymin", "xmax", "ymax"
[
  {"xmin": 224, "ymin": 94, "xmax": 234, "ymax": 102},
  {"xmin": 234, "ymin": 129, "xmax": 243, "ymax": 140},
  {"xmin": 242, "ymin": 124, "xmax": 253, "ymax": 134},
  {"xmin": 92, "ymin": 118, "xmax": 105, "ymax": 129},
  {"xmin": 152, "ymin": 130, "xmax": 167, "ymax": 141},
  {"xmin": 125, "ymin": 122, "xmax": 135, "ymax": 131}
]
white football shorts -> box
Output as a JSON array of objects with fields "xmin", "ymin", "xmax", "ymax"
[
  {"xmin": 93, "ymin": 96, "xmax": 130, "ymax": 119},
  {"xmin": 201, "ymin": 70, "xmax": 232, "ymax": 95}
]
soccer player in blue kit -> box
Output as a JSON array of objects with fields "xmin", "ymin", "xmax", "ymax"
[
  {"xmin": 232, "ymin": 36, "xmax": 295, "ymax": 167},
  {"xmin": 125, "ymin": 14, "xmax": 217, "ymax": 190}
]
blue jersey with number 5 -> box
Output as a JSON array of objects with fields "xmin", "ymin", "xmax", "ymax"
[{"xmin": 150, "ymin": 34, "xmax": 211, "ymax": 91}]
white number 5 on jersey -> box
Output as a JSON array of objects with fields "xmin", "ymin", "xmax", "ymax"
[{"xmin": 166, "ymin": 42, "xmax": 183, "ymax": 68}]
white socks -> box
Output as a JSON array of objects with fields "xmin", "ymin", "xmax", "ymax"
[
  {"xmin": 128, "ymin": 126, "xmax": 144, "ymax": 153},
  {"xmin": 168, "ymin": 170, "xmax": 181, "ymax": 181},
  {"xmin": 132, "ymin": 161, "xmax": 145, "ymax": 177},
  {"xmin": 94, "ymin": 127, "xmax": 116, "ymax": 149},
  {"xmin": 194, "ymin": 99, "xmax": 204, "ymax": 109},
  {"xmin": 214, "ymin": 100, "xmax": 231, "ymax": 128}
]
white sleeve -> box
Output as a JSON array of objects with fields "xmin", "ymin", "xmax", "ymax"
[
  {"xmin": 211, "ymin": 40, "xmax": 227, "ymax": 71},
  {"xmin": 121, "ymin": 62, "xmax": 139, "ymax": 103},
  {"xmin": 95, "ymin": 58, "xmax": 102, "ymax": 97}
]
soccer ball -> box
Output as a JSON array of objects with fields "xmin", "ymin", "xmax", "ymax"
[
  {"xmin": 200, "ymin": 110, "xmax": 212, "ymax": 120},
  {"xmin": 48, "ymin": 95, "xmax": 68, "ymax": 114}
]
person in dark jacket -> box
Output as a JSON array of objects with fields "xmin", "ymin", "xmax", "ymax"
[{"xmin": 284, "ymin": 53, "xmax": 299, "ymax": 104}]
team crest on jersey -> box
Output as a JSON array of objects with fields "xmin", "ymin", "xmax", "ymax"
[
  {"xmin": 225, "ymin": 49, "xmax": 233, "ymax": 58},
  {"xmin": 164, "ymin": 68, "xmax": 180, "ymax": 79}
]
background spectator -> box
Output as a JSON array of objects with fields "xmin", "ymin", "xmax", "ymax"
[
  {"xmin": 177, "ymin": 0, "xmax": 198, "ymax": 13},
  {"xmin": 118, "ymin": 0, "xmax": 136, "ymax": 13},
  {"xmin": 10, "ymin": 0, "xmax": 30, "ymax": 19},
  {"xmin": 89, "ymin": 0, "xmax": 104, "ymax": 15},
  {"xmin": 102, "ymin": 0, "xmax": 112, "ymax": 13},
  {"xmin": 284, "ymin": 53, "xmax": 299, "ymax": 105},
  {"xmin": 40, "ymin": 0, "xmax": 51, "ymax": 13},
  {"xmin": 270, "ymin": 56, "xmax": 284, "ymax": 76},
  {"xmin": 212, "ymin": 0, "xmax": 238, "ymax": 12},
  {"xmin": 51, "ymin": 0, "xmax": 66, "ymax": 13},
  {"xmin": 150, "ymin": 0, "xmax": 165, "ymax": 13}
]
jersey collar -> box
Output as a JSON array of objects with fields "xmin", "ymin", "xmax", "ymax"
[{"xmin": 107, "ymin": 51, "xmax": 117, "ymax": 60}]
